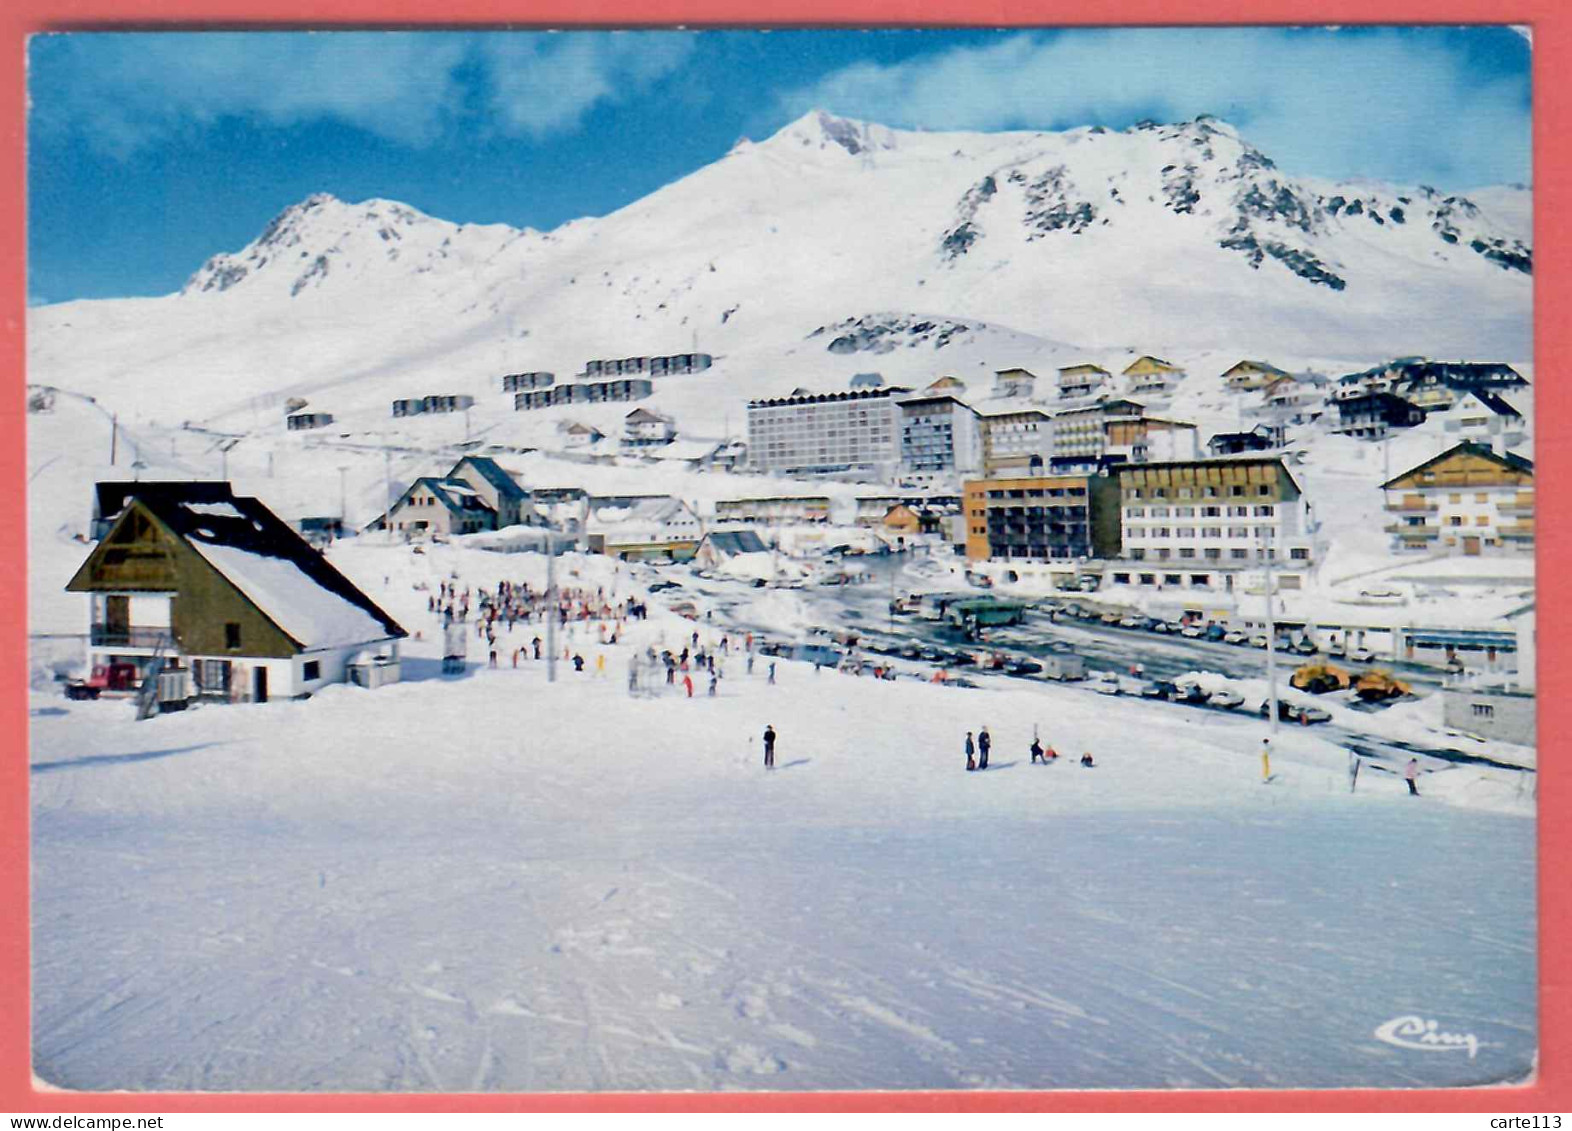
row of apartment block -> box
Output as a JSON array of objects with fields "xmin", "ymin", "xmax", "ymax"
[{"xmin": 514, "ymin": 378, "xmax": 654, "ymax": 411}]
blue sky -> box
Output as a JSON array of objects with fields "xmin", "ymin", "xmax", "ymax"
[{"xmin": 27, "ymin": 26, "xmax": 1530, "ymax": 304}]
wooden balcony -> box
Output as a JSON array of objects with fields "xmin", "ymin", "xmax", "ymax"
[{"xmin": 89, "ymin": 626, "xmax": 173, "ymax": 649}]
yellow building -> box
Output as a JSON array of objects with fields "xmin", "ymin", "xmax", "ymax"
[
  {"xmin": 1381, "ymin": 441, "xmax": 1533, "ymax": 556},
  {"xmin": 1221, "ymin": 359, "xmax": 1289, "ymax": 391},
  {"xmin": 1057, "ymin": 363, "xmax": 1111, "ymax": 399},
  {"xmin": 1122, "ymin": 356, "xmax": 1185, "ymax": 397}
]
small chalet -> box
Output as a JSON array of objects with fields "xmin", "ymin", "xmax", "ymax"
[
  {"xmin": 444, "ymin": 455, "xmax": 539, "ymax": 528},
  {"xmin": 1373, "ymin": 359, "xmax": 1529, "ymax": 411},
  {"xmin": 849, "ymin": 372, "xmax": 885, "ymax": 389},
  {"xmin": 1122, "ymin": 356, "xmax": 1184, "ymax": 397},
  {"xmin": 992, "ymin": 368, "xmax": 1038, "ymax": 398},
  {"xmin": 1435, "ymin": 390, "xmax": 1526, "ymax": 449},
  {"xmin": 622, "ymin": 407, "xmax": 678, "ymax": 448},
  {"xmin": 925, "ymin": 375, "xmax": 968, "ymax": 395},
  {"xmin": 1057, "ymin": 364, "xmax": 1111, "ymax": 399},
  {"xmin": 1207, "ymin": 424, "xmax": 1280, "ymax": 457},
  {"xmin": 1335, "ymin": 391, "xmax": 1427, "ymax": 439},
  {"xmin": 374, "ymin": 478, "xmax": 497, "ymax": 538},
  {"xmin": 67, "ymin": 483, "xmax": 405, "ymax": 705},
  {"xmin": 558, "ymin": 421, "xmax": 606, "ymax": 448},
  {"xmin": 584, "ymin": 496, "xmax": 703, "ymax": 561},
  {"xmin": 1221, "ymin": 360, "xmax": 1289, "ymax": 391}
]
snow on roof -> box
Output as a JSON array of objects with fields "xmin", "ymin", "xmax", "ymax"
[
  {"xmin": 189, "ymin": 539, "xmax": 396, "ymax": 651},
  {"xmin": 183, "ymin": 501, "xmax": 248, "ymax": 519}
]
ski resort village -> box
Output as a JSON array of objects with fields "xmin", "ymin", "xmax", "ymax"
[{"xmin": 26, "ymin": 105, "xmax": 1536, "ymax": 1092}]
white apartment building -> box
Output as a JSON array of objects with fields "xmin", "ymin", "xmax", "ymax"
[
  {"xmin": 1381, "ymin": 441, "xmax": 1534, "ymax": 557},
  {"xmin": 1111, "ymin": 457, "xmax": 1317, "ymax": 592},
  {"xmin": 1052, "ymin": 399, "xmax": 1146, "ymax": 460},
  {"xmin": 899, "ymin": 395, "xmax": 981, "ymax": 475},
  {"xmin": 746, "ymin": 387, "xmax": 909, "ymax": 476}
]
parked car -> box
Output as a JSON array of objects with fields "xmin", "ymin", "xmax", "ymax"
[
  {"xmin": 1007, "ymin": 658, "xmax": 1044, "ymax": 677},
  {"xmin": 64, "ymin": 661, "xmax": 140, "ymax": 700},
  {"xmin": 1293, "ymin": 638, "xmax": 1318, "ymax": 655},
  {"xmin": 1224, "ymin": 631, "xmax": 1249, "ymax": 645},
  {"xmin": 1208, "ymin": 689, "xmax": 1245, "ymax": 710},
  {"xmin": 1150, "ymin": 621, "xmax": 1172, "ymax": 634},
  {"xmin": 1089, "ymin": 672, "xmax": 1122, "ymax": 695},
  {"xmin": 1204, "ymin": 624, "xmax": 1227, "ymax": 642},
  {"xmin": 1258, "ymin": 699, "xmax": 1332, "ymax": 724},
  {"xmin": 648, "ymin": 580, "xmax": 683, "ymax": 592},
  {"xmin": 1347, "ymin": 647, "xmax": 1376, "ymax": 663},
  {"xmin": 1176, "ymin": 681, "xmax": 1212, "ymax": 705},
  {"xmin": 1327, "ymin": 641, "xmax": 1347, "ymax": 658},
  {"xmin": 1180, "ymin": 625, "xmax": 1204, "ymax": 639},
  {"xmin": 1249, "ymin": 635, "xmax": 1270, "ymax": 648},
  {"xmin": 1100, "ymin": 613, "xmax": 1120, "ymax": 625},
  {"xmin": 1141, "ymin": 680, "xmax": 1181, "ymax": 700}
]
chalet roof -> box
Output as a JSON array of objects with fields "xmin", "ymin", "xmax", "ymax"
[
  {"xmin": 94, "ymin": 480, "xmax": 236, "ymax": 523},
  {"xmin": 1380, "ymin": 440, "xmax": 1534, "ymax": 489},
  {"xmin": 1058, "ymin": 364, "xmax": 1111, "ymax": 376},
  {"xmin": 408, "ymin": 477, "xmax": 497, "ymax": 515},
  {"xmin": 701, "ymin": 530, "xmax": 768, "ymax": 556},
  {"xmin": 1223, "ymin": 360, "xmax": 1288, "ymax": 376},
  {"xmin": 624, "ymin": 407, "xmax": 668, "ymax": 423},
  {"xmin": 1122, "ymin": 355, "xmax": 1181, "ymax": 374},
  {"xmin": 1348, "ymin": 359, "xmax": 1527, "ymax": 386},
  {"xmin": 450, "ymin": 456, "xmax": 528, "ymax": 501},
  {"xmin": 82, "ymin": 485, "xmax": 405, "ymax": 650},
  {"xmin": 1459, "ymin": 390, "xmax": 1523, "ymax": 417},
  {"xmin": 994, "ymin": 367, "xmax": 1037, "ymax": 379}
]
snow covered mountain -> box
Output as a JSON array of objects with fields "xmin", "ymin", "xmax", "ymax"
[{"xmin": 28, "ymin": 111, "xmax": 1530, "ymax": 431}]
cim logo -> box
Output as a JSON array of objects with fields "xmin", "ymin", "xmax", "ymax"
[{"xmin": 1374, "ymin": 1015, "xmax": 1480, "ymax": 1059}]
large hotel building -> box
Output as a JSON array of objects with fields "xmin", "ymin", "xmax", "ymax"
[{"xmin": 746, "ymin": 387, "xmax": 909, "ymax": 477}]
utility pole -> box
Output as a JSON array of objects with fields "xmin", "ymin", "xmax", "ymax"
[
  {"xmin": 545, "ymin": 522, "xmax": 558, "ymax": 684},
  {"xmin": 1263, "ymin": 526, "xmax": 1280, "ymax": 741},
  {"xmin": 110, "ymin": 414, "xmax": 118, "ymax": 466},
  {"xmin": 338, "ymin": 465, "xmax": 349, "ymax": 527},
  {"xmin": 384, "ymin": 438, "xmax": 394, "ymax": 545}
]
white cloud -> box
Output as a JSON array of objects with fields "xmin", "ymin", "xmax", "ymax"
[
  {"xmin": 776, "ymin": 28, "xmax": 1531, "ymax": 187},
  {"xmin": 482, "ymin": 32, "xmax": 696, "ymax": 139},
  {"xmin": 31, "ymin": 31, "xmax": 696, "ymax": 157}
]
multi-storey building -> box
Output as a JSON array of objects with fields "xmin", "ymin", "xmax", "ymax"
[
  {"xmin": 1052, "ymin": 399, "xmax": 1146, "ymax": 460},
  {"xmin": 1334, "ymin": 391, "xmax": 1426, "ymax": 439},
  {"xmin": 286, "ymin": 412, "xmax": 334, "ymax": 431},
  {"xmin": 502, "ymin": 372, "xmax": 555, "ymax": 392},
  {"xmin": 899, "ymin": 395, "xmax": 981, "ymax": 475},
  {"xmin": 1112, "ymin": 457, "xmax": 1316, "ymax": 592},
  {"xmin": 1339, "ymin": 359, "xmax": 1529, "ymax": 410},
  {"xmin": 514, "ymin": 378, "xmax": 653, "ymax": 410},
  {"xmin": 1104, "ymin": 415, "xmax": 1200, "ymax": 463},
  {"xmin": 392, "ymin": 395, "xmax": 474, "ymax": 417},
  {"xmin": 1381, "ymin": 440, "xmax": 1533, "ymax": 556},
  {"xmin": 963, "ymin": 475, "xmax": 1122, "ymax": 562},
  {"xmin": 714, "ymin": 496, "xmax": 832, "ymax": 524},
  {"xmin": 1434, "ymin": 391, "xmax": 1527, "ymax": 450},
  {"xmin": 1057, "ymin": 364, "xmax": 1112, "ymax": 399},
  {"xmin": 979, "ymin": 409, "xmax": 1053, "ymax": 477},
  {"xmin": 746, "ymin": 387, "xmax": 908, "ymax": 477},
  {"xmin": 583, "ymin": 353, "xmax": 713, "ymax": 378}
]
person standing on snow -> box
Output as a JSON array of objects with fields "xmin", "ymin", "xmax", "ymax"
[
  {"xmin": 978, "ymin": 726, "xmax": 991, "ymax": 770},
  {"xmin": 763, "ymin": 724, "xmax": 776, "ymax": 769},
  {"xmin": 1405, "ymin": 757, "xmax": 1421, "ymax": 796},
  {"xmin": 1348, "ymin": 750, "xmax": 1361, "ymax": 793},
  {"xmin": 965, "ymin": 732, "xmax": 977, "ymax": 772},
  {"xmin": 683, "ymin": 673, "xmax": 694, "ymax": 698},
  {"xmin": 767, "ymin": 661, "xmax": 776, "ymax": 685},
  {"xmin": 708, "ymin": 672, "xmax": 718, "ymax": 697},
  {"xmin": 1030, "ymin": 736, "xmax": 1045, "ymax": 764}
]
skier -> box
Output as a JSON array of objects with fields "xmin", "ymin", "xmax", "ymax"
[
  {"xmin": 763, "ymin": 724, "xmax": 776, "ymax": 769},
  {"xmin": 572, "ymin": 654, "xmax": 585, "ymax": 673},
  {"xmin": 978, "ymin": 726, "xmax": 991, "ymax": 770},
  {"xmin": 1348, "ymin": 750, "xmax": 1361, "ymax": 793},
  {"xmin": 767, "ymin": 661, "xmax": 776, "ymax": 685},
  {"xmin": 488, "ymin": 649, "xmax": 498, "ymax": 669},
  {"xmin": 683, "ymin": 673, "xmax": 694, "ymax": 698},
  {"xmin": 708, "ymin": 672, "xmax": 718, "ymax": 697},
  {"xmin": 965, "ymin": 732, "xmax": 977, "ymax": 772},
  {"xmin": 1405, "ymin": 757, "xmax": 1421, "ymax": 796},
  {"xmin": 747, "ymin": 653, "xmax": 756, "ymax": 676},
  {"xmin": 532, "ymin": 636, "xmax": 542, "ymax": 661},
  {"xmin": 595, "ymin": 654, "xmax": 606, "ymax": 678},
  {"xmin": 1030, "ymin": 737, "xmax": 1045, "ymax": 764},
  {"xmin": 1080, "ymin": 752, "xmax": 1095, "ymax": 767},
  {"xmin": 1261, "ymin": 738, "xmax": 1272, "ymax": 783}
]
